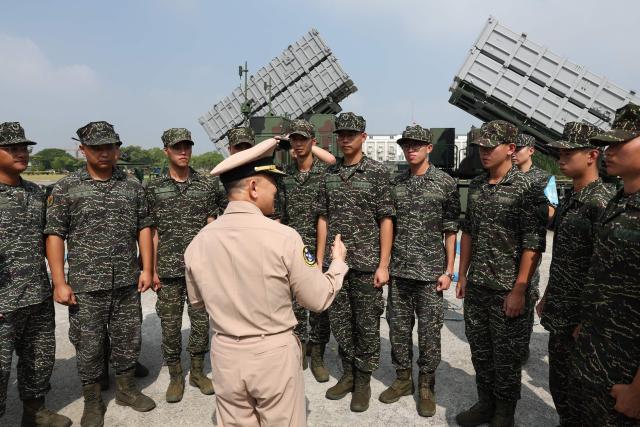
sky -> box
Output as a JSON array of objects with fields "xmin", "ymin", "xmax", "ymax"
[{"xmin": 1, "ymin": 0, "xmax": 639, "ymax": 154}]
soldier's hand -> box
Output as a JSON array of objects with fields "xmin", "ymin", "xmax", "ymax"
[
  {"xmin": 373, "ymin": 266, "xmax": 389, "ymax": 288},
  {"xmin": 455, "ymin": 276, "xmax": 467, "ymax": 299},
  {"xmin": 503, "ymin": 289, "xmax": 525, "ymax": 317},
  {"xmin": 436, "ymin": 274, "xmax": 452, "ymax": 292},
  {"xmin": 54, "ymin": 283, "xmax": 77, "ymax": 306},
  {"xmin": 152, "ymin": 273, "xmax": 162, "ymax": 292},
  {"xmin": 535, "ymin": 297, "xmax": 545, "ymax": 317},
  {"xmin": 138, "ymin": 270, "xmax": 153, "ymax": 293},
  {"xmin": 572, "ymin": 324, "xmax": 582, "ymax": 340},
  {"xmin": 331, "ymin": 234, "xmax": 347, "ymax": 262},
  {"xmin": 611, "ymin": 383, "xmax": 640, "ymax": 419}
]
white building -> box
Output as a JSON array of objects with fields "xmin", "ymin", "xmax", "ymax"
[{"xmin": 363, "ymin": 134, "xmax": 404, "ymax": 162}]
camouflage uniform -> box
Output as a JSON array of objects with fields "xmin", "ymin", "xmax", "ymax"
[
  {"xmin": 388, "ymin": 125, "xmax": 460, "ymax": 374},
  {"xmin": 461, "ymin": 121, "xmax": 547, "ymax": 404},
  {"xmin": 314, "ymin": 113, "xmax": 395, "ymax": 373},
  {"xmin": 539, "ymin": 122, "xmax": 614, "ymax": 426},
  {"xmin": 44, "ymin": 122, "xmax": 153, "ymax": 385},
  {"xmin": 571, "ymin": 104, "xmax": 640, "ymax": 427},
  {"xmin": 283, "ymin": 120, "xmax": 330, "ymax": 345},
  {"xmin": 0, "ymin": 123, "xmax": 55, "ymax": 418},
  {"xmin": 145, "ymin": 128, "xmax": 221, "ymax": 365}
]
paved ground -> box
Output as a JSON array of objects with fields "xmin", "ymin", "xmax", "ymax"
[{"xmin": 4, "ymin": 233, "xmax": 557, "ymax": 426}]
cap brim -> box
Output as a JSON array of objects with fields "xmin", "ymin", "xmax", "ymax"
[
  {"xmin": 82, "ymin": 138, "xmax": 122, "ymax": 146},
  {"xmin": 590, "ymin": 129, "xmax": 640, "ymax": 146},
  {"xmin": 470, "ymin": 138, "xmax": 500, "ymax": 147},
  {"xmin": 289, "ymin": 131, "xmax": 312, "ymax": 138},
  {"xmin": 166, "ymin": 139, "xmax": 194, "ymax": 147},
  {"xmin": 333, "ymin": 127, "xmax": 363, "ymax": 134},
  {"xmin": 229, "ymin": 138, "xmax": 254, "ymax": 147},
  {"xmin": 396, "ymin": 137, "xmax": 430, "ymax": 146},
  {"xmin": 546, "ymin": 140, "xmax": 594, "ymax": 149}
]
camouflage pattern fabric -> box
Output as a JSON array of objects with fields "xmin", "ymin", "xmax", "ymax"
[
  {"xmin": 69, "ymin": 287, "xmax": 141, "ymax": 385},
  {"xmin": 390, "ymin": 167, "xmax": 460, "ymax": 282},
  {"xmin": 161, "ymin": 128, "xmax": 194, "ymax": 147},
  {"xmin": 44, "ymin": 167, "xmax": 153, "ymax": 293},
  {"xmin": 572, "ymin": 188, "xmax": 640, "ymax": 426},
  {"xmin": 0, "ymin": 299, "xmax": 55, "ymax": 418},
  {"xmin": 0, "ymin": 179, "xmax": 51, "ymax": 314},
  {"xmin": 387, "ymin": 278, "xmax": 443, "ymax": 374},
  {"xmin": 548, "ymin": 331, "xmax": 580, "ymax": 427},
  {"xmin": 76, "ymin": 121, "xmax": 122, "ymax": 146},
  {"xmin": 464, "ymin": 284, "xmax": 531, "ymax": 402},
  {"xmin": 470, "ymin": 120, "xmax": 518, "ymax": 147},
  {"xmin": 314, "ymin": 156, "xmax": 395, "ymax": 271},
  {"xmin": 145, "ymin": 168, "xmax": 221, "ymax": 278},
  {"xmin": 329, "ymin": 271, "xmax": 384, "ymax": 373},
  {"xmin": 333, "ymin": 112, "xmax": 366, "ymax": 133},
  {"xmin": 515, "ymin": 134, "xmax": 535, "ymax": 147},
  {"xmin": 292, "ymin": 301, "xmax": 309, "ymax": 342},
  {"xmin": 227, "ymin": 127, "xmax": 255, "ymax": 147},
  {"xmin": 0, "ymin": 122, "xmax": 37, "ymax": 146},
  {"xmin": 287, "ymin": 119, "xmax": 314, "ymax": 138},
  {"xmin": 308, "ymin": 310, "xmax": 330, "ymax": 345},
  {"xmin": 541, "ymin": 179, "xmax": 614, "ymax": 334},
  {"xmin": 460, "ymin": 166, "xmax": 547, "ymax": 291},
  {"xmin": 396, "ymin": 124, "xmax": 432, "ymax": 145},
  {"xmin": 547, "ymin": 121, "xmax": 600, "ymax": 150},
  {"xmin": 591, "ymin": 102, "xmax": 640, "ymax": 144},
  {"xmin": 155, "ymin": 277, "xmax": 209, "ymax": 364}
]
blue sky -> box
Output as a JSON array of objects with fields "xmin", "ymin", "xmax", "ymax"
[{"xmin": 1, "ymin": 0, "xmax": 638, "ymax": 153}]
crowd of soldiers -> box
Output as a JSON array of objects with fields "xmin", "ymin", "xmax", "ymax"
[{"xmin": 0, "ymin": 101, "xmax": 638, "ymax": 427}]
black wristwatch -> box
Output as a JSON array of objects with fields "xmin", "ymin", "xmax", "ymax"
[{"xmin": 444, "ymin": 272, "xmax": 454, "ymax": 280}]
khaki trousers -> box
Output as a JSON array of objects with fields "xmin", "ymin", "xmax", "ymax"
[{"xmin": 211, "ymin": 330, "xmax": 305, "ymax": 427}]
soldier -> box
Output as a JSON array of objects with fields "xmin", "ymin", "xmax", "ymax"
[
  {"xmin": 185, "ymin": 138, "xmax": 348, "ymax": 426},
  {"xmin": 45, "ymin": 121, "xmax": 156, "ymax": 426},
  {"xmin": 536, "ymin": 122, "xmax": 614, "ymax": 426},
  {"xmin": 378, "ymin": 125, "xmax": 460, "ymax": 417},
  {"xmin": 315, "ymin": 112, "xmax": 395, "ymax": 412},
  {"xmin": 0, "ymin": 122, "xmax": 72, "ymax": 427},
  {"xmin": 144, "ymin": 128, "xmax": 218, "ymax": 403},
  {"xmin": 571, "ymin": 103, "xmax": 640, "ymax": 425},
  {"xmin": 512, "ymin": 133, "xmax": 558, "ymax": 362},
  {"xmin": 282, "ymin": 119, "xmax": 336, "ymax": 378},
  {"xmin": 455, "ymin": 120, "xmax": 547, "ymax": 427}
]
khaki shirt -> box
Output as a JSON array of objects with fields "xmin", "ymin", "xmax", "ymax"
[{"xmin": 185, "ymin": 200, "xmax": 348, "ymax": 337}]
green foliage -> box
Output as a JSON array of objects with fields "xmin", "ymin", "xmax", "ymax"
[
  {"xmin": 191, "ymin": 152, "xmax": 224, "ymax": 171},
  {"xmin": 532, "ymin": 151, "xmax": 562, "ymax": 177},
  {"xmin": 31, "ymin": 148, "xmax": 83, "ymax": 172}
]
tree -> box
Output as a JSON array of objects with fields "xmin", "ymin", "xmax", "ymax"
[
  {"xmin": 190, "ymin": 152, "xmax": 224, "ymax": 172},
  {"xmin": 31, "ymin": 148, "xmax": 82, "ymax": 172}
]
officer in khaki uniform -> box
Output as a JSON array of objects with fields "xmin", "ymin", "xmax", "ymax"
[{"xmin": 184, "ymin": 138, "xmax": 349, "ymax": 427}]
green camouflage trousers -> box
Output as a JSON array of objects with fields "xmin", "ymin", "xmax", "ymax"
[
  {"xmin": 387, "ymin": 278, "xmax": 443, "ymax": 373},
  {"xmin": 328, "ymin": 270, "xmax": 384, "ymax": 373},
  {"xmin": 0, "ymin": 299, "xmax": 55, "ymax": 418},
  {"xmin": 464, "ymin": 284, "xmax": 530, "ymax": 402},
  {"xmin": 69, "ymin": 286, "xmax": 141, "ymax": 385},
  {"xmin": 524, "ymin": 267, "xmax": 541, "ymax": 357},
  {"xmin": 156, "ymin": 277, "xmax": 210, "ymax": 364},
  {"xmin": 293, "ymin": 300, "xmax": 330, "ymax": 344},
  {"xmin": 548, "ymin": 331, "xmax": 580, "ymax": 427}
]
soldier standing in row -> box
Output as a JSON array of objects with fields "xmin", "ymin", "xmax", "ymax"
[
  {"xmin": 455, "ymin": 120, "xmax": 547, "ymax": 427},
  {"xmin": 0, "ymin": 122, "xmax": 71, "ymax": 427},
  {"xmin": 144, "ymin": 128, "xmax": 218, "ymax": 403},
  {"xmin": 216, "ymin": 127, "xmax": 257, "ymax": 213},
  {"xmin": 45, "ymin": 121, "xmax": 156, "ymax": 426},
  {"xmin": 536, "ymin": 122, "xmax": 614, "ymax": 426},
  {"xmin": 572, "ymin": 103, "xmax": 640, "ymax": 425},
  {"xmin": 282, "ymin": 119, "xmax": 333, "ymax": 380},
  {"xmin": 378, "ymin": 125, "xmax": 460, "ymax": 417},
  {"xmin": 315, "ymin": 112, "xmax": 395, "ymax": 412}
]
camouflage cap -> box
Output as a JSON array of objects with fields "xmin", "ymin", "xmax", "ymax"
[
  {"xmin": 76, "ymin": 121, "xmax": 122, "ymax": 146},
  {"xmin": 396, "ymin": 124, "xmax": 432, "ymax": 145},
  {"xmin": 161, "ymin": 128, "xmax": 194, "ymax": 147},
  {"xmin": 590, "ymin": 103, "xmax": 640, "ymax": 146},
  {"xmin": 288, "ymin": 119, "xmax": 315, "ymax": 139},
  {"xmin": 471, "ymin": 120, "xmax": 518, "ymax": 147},
  {"xmin": 0, "ymin": 122, "xmax": 37, "ymax": 146},
  {"xmin": 334, "ymin": 112, "xmax": 366, "ymax": 133},
  {"xmin": 228, "ymin": 127, "xmax": 255, "ymax": 147},
  {"xmin": 547, "ymin": 122, "xmax": 600, "ymax": 149},
  {"xmin": 515, "ymin": 134, "xmax": 535, "ymax": 148}
]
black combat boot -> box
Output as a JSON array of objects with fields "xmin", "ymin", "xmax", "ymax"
[
  {"xmin": 325, "ymin": 359, "xmax": 353, "ymax": 400},
  {"xmin": 309, "ymin": 343, "xmax": 329, "ymax": 383},
  {"xmin": 115, "ymin": 369, "xmax": 156, "ymax": 412},
  {"xmin": 379, "ymin": 369, "xmax": 413, "ymax": 404},
  {"xmin": 21, "ymin": 397, "xmax": 72, "ymax": 427},
  {"xmin": 81, "ymin": 383, "xmax": 106, "ymax": 427},
  {"xmin": 489, "ymin": 400, "xmax": 516, "ymax": 427},
  {"xmin": 350, "ymin": 369, "xmax": 372, "ymax": 412},
  {"xmin": 417, "ymin": 372, "xmax": 436, "ymax": 417},
  {"xmin": 455, "ymin": 389, "xmax": 496, "ymax": 426},
  {"xmin": 189, "ymin": 355, "xmax": 214, "ymax": 395},
  {"xmin": 165, "ymin": 362, "xmax": 185, "ymax": 403}
]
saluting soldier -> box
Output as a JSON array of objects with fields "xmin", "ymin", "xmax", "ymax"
[
  {"xmin": 572, "ymin": 103, "xmax": 640, "ymax": 425},
  {"xmin": 144, "ymin": 128, "xmax": 219, "ymax": 403},
  {"xmin": 455, "ymin": 120, "xmax": 547, "ymax": 427},
  {"xmin": 315, "ymin": 112, "xmax": 395, "ymax": 412},
  {"xmin": 378, "ymin": 125, "xmax": 460, "ymax": 417},
  {"xmin": 45, "ymin": 121, "xmax": 156, "ymax": 426},
  {"xmin": 0, "ymin": 122, "xmax": 72, "ymax": 427},
  {"xmin": 536, "ymin": 122, "xmax": 614, "ymax": 426}
]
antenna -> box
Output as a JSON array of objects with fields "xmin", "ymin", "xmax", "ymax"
[{"xmin": 239, "ymin": 61, "xmax": 254, "ymax": 125}]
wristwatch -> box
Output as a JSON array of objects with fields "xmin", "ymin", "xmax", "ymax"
[{"xmin": 444, "ymin": 272, "xmax": 454, "ymax": 280}]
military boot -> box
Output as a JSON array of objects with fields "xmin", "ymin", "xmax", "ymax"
[
  {"xmin": 489, "ymin": 400, "xmax": 516, "ymax": 427},
  {"xmin": 301, "ymin": 341, "xmax": 308, "ymax": 370},
  {"xmin": 165, "ymin": 362, "xmax": 185, "ymax": 403},
  {"xmin": 80, "ymin": 383, "xmax": 106, "ymax": 427},
  {"xmin": 189, "ymin": 356, "xmax": 215, "ymax": 395},
  {"xmin": 309, "ymin": 344, "xmax": 329, "ymax": 383},
  {"xmin": 115, "ymin": 369, "xmax": 156, "ymax": 412},
  {"xmin": 455, "ymin": 389, "xmax": 495, "ymax": 427},
  {"xmin": 325, "ymin": 360, "xmax": 353, "ymax": 400},
  {"xmin": 98, "ymin": 355, "xmax": 110, "ymax": 391},
  {"xmin": 379, "ymin": 369, "xmax": 413, "ymax": 404},
  {"xmin": 417, "ymin": 372, "xmax": 436, "ymax": 417},
  {"xmin": 350, "ymin": 369, "xmax": 372, "ymax": 412},
  {"xmin": 21, "ymin": 397, "xmax": 72, "ymax": 427}
]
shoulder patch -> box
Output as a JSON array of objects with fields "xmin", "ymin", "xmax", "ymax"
[
  {"xmin": 302, "ymin": 245, "xmax": 316, "ymax": 266},
  {"xmin": 47, "ymin": 195, "xmax": 54, "ymax": 207}
]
